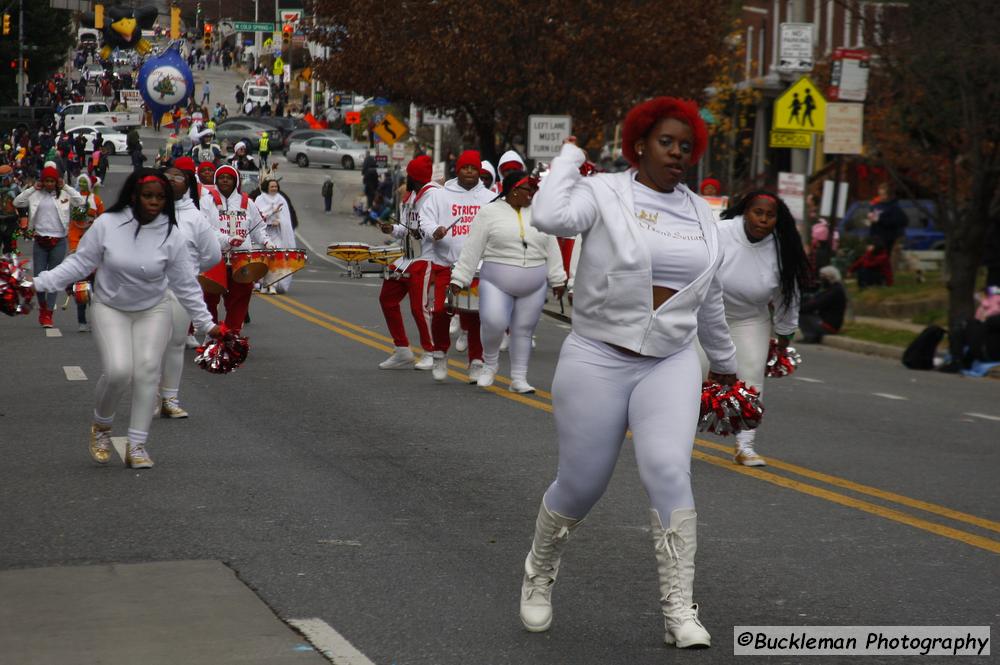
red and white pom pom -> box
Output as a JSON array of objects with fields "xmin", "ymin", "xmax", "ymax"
[
  {"xmin": 194, "ymin": 324, "xmax": 250, "ymax": 374},
  {"xmin": 0, "ymin": 253, "xmax": 35, "ymax": 317},
  {"xmin": 698, "ymin": 380, "xmax": 765, "ymax": 436},
  {"xmin": 765, "ymin": 338, "xmax": 803, "ymax": 378},
  {"xmin": 579, "ymin": 161, "xmax": 599, "ymax": 177}
]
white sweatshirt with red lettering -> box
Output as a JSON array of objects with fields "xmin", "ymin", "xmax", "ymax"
[{"xmin": 418, "ymin": 178, "xmax": 494, "ymax": 267}]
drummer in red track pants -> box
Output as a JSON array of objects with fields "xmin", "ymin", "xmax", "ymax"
[
  {"xmin": 419, "ymin": 150, "xmax": 495, "ymax": 383},
  {"xmin": 376, "ymin": 155, "xmax": 441, "ymax": 370},
  {"xmin": 199, "ymin": 164, "xmax": 273, "ymax": 333}
]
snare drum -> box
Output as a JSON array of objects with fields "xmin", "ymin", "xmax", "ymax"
[
  {"xmin": 230, "ymin": 249, "xmax": 270, "ymax": 284},
  {"xmin": 326, "ymin": 242, "xmax": 372, "ymax": 263},
  {"xmin": 198, "ymin": 260, "xmax": 228, "ymax": 294},
  {"xmin": 71, "ymin": 280, "xmax": 90, "ymax": 305},
  {"xmin": 447, "ymin": 274, "xmax": 480, "ymax": 313},
  {"xmin": 368, "ymin": 245, "xmax": 405, "ymax": 266},
  {"xmin": 261, "ymin": 249, "xmax": 308, "ymax": 288}
]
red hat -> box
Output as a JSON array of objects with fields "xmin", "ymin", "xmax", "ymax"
[
  {"xmin": 406, "ymin": 155, "xmax": 433, "ymax": 184},
  {"xmin": 41, "ymin": 166, "xmax": 60, "ymax": 181},
  {"xmin": 173, "ymin": 156, "xmax": 196, "ymax": 173},
  {"xmin": 198, "ymin": 161, "xmax": 216, "ymax": 172},
  {"xmin": 214, "ymin": 164, "xmax": 240, "ymax": 188},
  {"xmin": 699, "ymin": 178, "xmax": 721, "ymax": 195},
  {"xmin": 455, "ymin": 150, "xmax": 481, "ymax": 173}
]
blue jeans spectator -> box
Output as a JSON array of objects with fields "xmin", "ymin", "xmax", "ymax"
[{"xmin": 33, "ymin": 237, "xmax": 67, "ymax": 310}]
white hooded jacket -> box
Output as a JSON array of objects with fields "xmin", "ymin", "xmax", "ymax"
[{"xmin": 418, "ymin": 178, "xmax": 494, "ymax": 267}]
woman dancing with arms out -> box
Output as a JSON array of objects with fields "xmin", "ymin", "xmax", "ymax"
[
  {"xmin": 710, "ymin": 191, "xmax": 809, "ymax": 466},
  {"xmin": 32, "ymin": 168, "xmax": 221, "ymax": 468},
  {"xmin": 519, "ymin": 98, "xmax": 738, "ymax": 649}
]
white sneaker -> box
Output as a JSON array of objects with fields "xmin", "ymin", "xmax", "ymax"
[
  {"xmin": 509, "ymin": 379, "xmax": 536, "ymax": 394},
  {"xmin": 477, "ymin": 364, "xmax": 497, "ymax": 388},
  {"xmin": 449, "ymin": 316, "xmax": 460, "ymax": 336},
  {"xmin": 77, "ymin": 323, "xmax": 91, "ymax": 332},
  {"xmin": 185, "ymin": 335, "xmax": 200, "ymax": 349},
  {"xmin": 467, "ymin": 359, "xmax": 484, "ymax": 384},
  {"xmin": 500, "ymin": 332, "xmax": 510, "ymax": 351},
  {"xmin": 455, "ymin": 332, "xmax": 468, "ymax": 352},
  {"xmin": 414, "ymin": 354, "xmax": 434, "ymax": 371},
  {"xmin": 266, "ymin": 285, "xmax": 278, "ymax": 295},
  {"xmin": 379, "ymin": 346, "xmax": 415, "ymax": 369},
  {"xmin": 432, "ymin": 352, "xmax": 448, "ymax": 382}
]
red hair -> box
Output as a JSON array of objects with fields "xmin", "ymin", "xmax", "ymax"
[{"xmin": 622, "ymin": 97, "xmax": 708, "ymax": 167}]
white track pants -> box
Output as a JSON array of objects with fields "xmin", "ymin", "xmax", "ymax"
[
  {"xmin": 478, "ymin": 262, "xmax": 547, "ymax": 382},
  {"xmin": 159, "ymin": 291, "xmax": 189, "ymax": 400}
]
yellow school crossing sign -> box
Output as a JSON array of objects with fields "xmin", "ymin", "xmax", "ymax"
[{"xmin": 773, "ymin": 76, "xmax": 826, "ymax": 133}]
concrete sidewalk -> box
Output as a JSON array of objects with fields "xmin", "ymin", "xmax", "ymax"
[{"xmin": 0, "ymin": 560, "xmax": 328, "ymax": 665}]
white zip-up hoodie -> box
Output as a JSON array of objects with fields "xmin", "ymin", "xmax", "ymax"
[
  {"xmin": 531, "ymin": 142, "xmax": 736, "ymax": 371},
  {"xmin": 450, "ymin": 200, "xmax": 566, "ymax": 288},
  {"xmin": 716, "ymin": 216, "xmax": 799, "ymax": 335},
  {"xmin": 13, "ymin": 185, "xmax": 86, "ymax": 235},
  {"xmin": 418, "ymin": 178, "xmax": 494, "ymax": 267},
  {"xmin": 32, "ymin": 210, "xmax": 215, "ymax": 333},
  {"xmin": 175, "ymin": 193, "xmax": 225, "ymax": 272},
  {"xmin": 390, "ymin": 182, "xmax": 440, "ymax": 270}
]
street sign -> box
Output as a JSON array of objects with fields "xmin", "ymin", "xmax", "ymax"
[
  {"xmin": 272, "ymin": 56, "xmax": 284, "ymax": 77},
  {"xmin": 279, "ymin": 10, "xmax": 303, "ymax": 25},
  {"xmin": 391, "ymin": 142, "xmax": 406, "ymax": 161},
  {"xmin": 769, "ymin": 130, "xmax": 812, "ymax": 149},
  {"xmin": 432, "ymin": 161, "xmax": 446, "ymax": 183},
  {"xmin": 828, "ymin": 48, "xmax": 871, "ymax": 102},
  {"xmin": 527, "ymin": 115, "xmax": 572, "ymax": 160},
  {"xmin": 373, "ymin": 113, "xmax": 407, "ymax": 146},
  {"xmin": 375, "ymin": 155, "xmax": 388, "ymax": 168},
  {"xmin": 422, "ymin": 109, "xmax": 452, "ymax": 126},
  {"xmin": 778, "ymin": 172, "xmax": 807, "ymax": 222},
  {"xmin": 232, "ymin": 21, "xmax": 275, "ymax": 32},
  {"xmin": 344, "ymin": 111, "xmax": 361, "ymax": 125},
  {"xmin": 779, "ymin": 22, "xmax": 814, "ymax": 72},
  {"xmin": 823, "ymin": 103, "xmax": 864, "ymax": 155},
  {"xmin": 282, "ymin": 64, "xmax": 291, "ymax": 84},
  {"xmin": 772, "ymin": 76, "xmax": 826, "ymax": 133}
]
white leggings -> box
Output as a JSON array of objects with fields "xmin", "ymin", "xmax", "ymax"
[
  {"xmin": 543, "ymin": 332, "xmax": 702, "ymax": 520},
  {"xmin": 478, "ymin": 262, "xmax": 547, "ymax": 381},
  {"xmin": 91, "ymin": 297, "xmax": 172, "ymax": 445},
  {"xmin": 159, "ymin": 291, "xmax": 189, "ymax": 400}
]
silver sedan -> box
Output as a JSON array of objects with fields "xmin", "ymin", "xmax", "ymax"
[{"xmin": 287, "ymin": 136, "xmax": 368, "ymax": 170}]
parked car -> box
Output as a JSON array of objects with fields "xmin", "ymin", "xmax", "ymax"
[
  {"xmin": 839, "ymin": 199, "xmax": 944, "ymax": 250},
  {"xmin": 61, "ymin": 102, "xmax": 142, "ymax": 132},
  {"xmin": 66, "ymin": 125, "xmax": 129, "ymax": 155},
  {"xmin": 287, "ymin": 135, "xmax": 368, "ymax": 170},
  {"xmin": 282, "ymin": 128, "xmax": 351, "ymax": 156},
  {"xmin": 224, "ymin": 115, "xmax": 308, "ymax": 148},
  {"xmin": 213, "ymin": 119, "xmax": 273, "ymax": 151}
]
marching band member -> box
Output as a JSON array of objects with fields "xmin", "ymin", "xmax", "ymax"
[
  {"xmin": 254, "ymin": 175, "xmax": 297, "ymax": 294},
  {"xmin": 200, "ymin": 164, "xmax": 272, "ymax": 333},
  {"xmin": 32, "ymin": 168, "xmax": 221, "ymax": 469},
  {"xmin": 157, "ymin": 158, "xmax": 225, "ymax": 419},
  {"xmin": 480, "ymin": 160, "xmax": 500, "ymax": 194},
  {"xmin": 450, "ymin": 170, "xmax": 566, "ymax": 393},
  {"xmin": 376, "ymin": 155, "xmax": 440, "ymax": 370},
  {"xmin": 497, "ymin": 150, "xmax": 526, "ymax": 179},
  {"xmin": 709, "ymin": 190, "xmax": 808, "ymax": 466},
  {"xmin": 419, "ymin": 149, "xmax": 495, "ymax": 382},
  {"xmin": 519, "ymin": 98, "xmax": 737, "ymax": 649}
]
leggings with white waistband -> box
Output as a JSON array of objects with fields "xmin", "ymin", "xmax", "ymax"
[
  {"xmin": 91, "ymin": 297, "xmax": 172, "ymax": 446},
  {"xmin": 478, "ymin": 261, "xmax": 547, "ymax": 382},
  {"xmin": 542, "ymin": 332, "xmax": 702, "ymax": 520}
]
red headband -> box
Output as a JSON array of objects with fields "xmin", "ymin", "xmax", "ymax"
[
  {"xmin": 753, "ymin": 194, "xmax": 777, "ymax": 204},
  {"xmin": 138, "ymin": 175, "xmax": 162, "ymax": 185},
  {"xmin": 513, "ymin": 176, "xmax": 538, "ymax": 191}
]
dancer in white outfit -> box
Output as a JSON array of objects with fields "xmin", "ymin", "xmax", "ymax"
[
  {"xmin": 158, "ymin": 159, "xmax": 227, "ymax": 419},
  {"xmin": 518, "ymin": 98, "xmax": 738, "ymax": 650},
  {"xmin": 450, "ymin": 170, "xmax": 566, "ymax": 393},
  {"xmin": 32, "ymin": 168, "xmax": 221, "ymax": 469},
  {"xmin": 254, "ymin": 176, "xmax": 297, "ymax": 293},
  {"xmin": 708, "ymin": 190, "xmax": 808, "ymax": 466}
]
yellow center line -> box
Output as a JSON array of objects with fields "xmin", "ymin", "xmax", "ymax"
[{"xmin": 261, "ymin": 295, "xmax": 1000, "ymax": 554}]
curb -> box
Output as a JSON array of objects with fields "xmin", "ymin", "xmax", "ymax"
[{"xmin": 821, "ymin": 335, "xmax": 903, "ymax": 361}]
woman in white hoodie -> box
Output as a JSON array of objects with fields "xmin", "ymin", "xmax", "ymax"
[
  {"xmin": 254, "ymin": 176, "xmax": 297, "ymax": 293},
  {"xmin": 33, "ymin": 168, "xmax": 221, "ymax": 469},
  {"xmin": 450, "ymin": 170, "xmax": 566, "ymax": 393},
  {"xmin": 157, "ymin": 159, "xmax": 227, "ymax": 419},
  {"xmin": 519, "ymin": 98, "xmax": 738, "ymax": 650}
]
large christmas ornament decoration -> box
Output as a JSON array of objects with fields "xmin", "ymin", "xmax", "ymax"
[
  {"xmin": 80, "ymin": 5, "xmax": 158, "ymax": 59},
  {"xmin": 138, "ymin": 42, "xmax": 194, "ymax": 117}
]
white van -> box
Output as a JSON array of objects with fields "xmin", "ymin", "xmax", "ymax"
[{"xmin": 244, "ymin": 85, "xmax": 272, "ymax": 108}]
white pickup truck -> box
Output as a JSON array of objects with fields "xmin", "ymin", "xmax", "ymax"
[{"xmin": 62, "ymin": 102, "xmax": 142, "ymax": 132}]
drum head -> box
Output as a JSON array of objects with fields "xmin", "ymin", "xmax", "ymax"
[
  {"xmin": 231, "ymin": 261, "xmax": 269, "ymax": 284},
  {"xmin": 198, "ymin": 273, "xmax": 227, "ymax": 294}
]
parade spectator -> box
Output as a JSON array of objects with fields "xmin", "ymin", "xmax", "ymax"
[
  {"xmin": 126, "ymin": 128, "xmax": 144, "ymax": 170},
  {"xmin": 362, "ymin": 154, "xmax": 379, "ymax": 209},
  {"xmin": 228, "ymin": 142, "xmax": 258, "ymax": 172},
  {"xmin": 321, "ymin": 176, "xmax": 333, "ymax": 214},
  {"xmin": 67, "ymin": 175, "xmax": 104, "ymax": 332},
  {"xmin": 868, "ymin": 183, "xmax": 908, "ymax": 253},
  {"xmin": 940, "ymin": 284, "xmax": 1000, "ymax": 373},
  {"xmin": 799, "ymin": 265, "xmax": 847, "ymax": 343},
  {"xmin": 201, "ymin": 80, "xmax": 211, "ymax": 105},
  {"xmin": 849, "ymin": 238, "xmax": 894, "ymax": 288},
  {"xmin": 258, "ymin": 132, "xmax": 271, "ymax": 169}
]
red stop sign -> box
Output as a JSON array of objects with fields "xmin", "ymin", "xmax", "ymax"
[{"xmin": 345, "ymin": 111, "xmax": 361, "ymax": 125}]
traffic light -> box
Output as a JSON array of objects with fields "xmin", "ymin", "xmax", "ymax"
[
  {"xmin": 2, "ymin": 14, "xmax": 10, "ymax": 36},
  {"xmin": 203, "ymin": 22, "xmax": 212, "ymax": 50},
  {"xmin": 282, "ymin": 23, "xmax": 293, "ymax": 48}
]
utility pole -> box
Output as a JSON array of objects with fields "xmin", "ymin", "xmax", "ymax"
[{"xmin": 17, "ymin": 0, "xmax": 24, "ymax": 106}]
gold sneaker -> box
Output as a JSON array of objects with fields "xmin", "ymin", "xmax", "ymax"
[
  {"xmin": 89, "ymin": 424, "xmax": 113, "ymax": 464},
  {"xmin": 125, "ymin": 443, "xmax": 154, "ymax": 469},
  {"xmin": 734, "ymin": 447, "xmax": 767, "ymax": 467},
  {"xmin": 159, "ymin": 397, "xmax": 189, "ymax": 419}
]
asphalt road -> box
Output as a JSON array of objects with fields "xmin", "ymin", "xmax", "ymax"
[{"xmin": 2, "ymin": 67, "xmax": 998, "ymax": 664}]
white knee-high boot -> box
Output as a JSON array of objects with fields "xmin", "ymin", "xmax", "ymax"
[
  {"xmin": 650, "ymin": 508, "xmax": 711, "ymax": 648},
  {"xmin": 519, "ymin": 501, "xmax": 584, "ymax": 632}
]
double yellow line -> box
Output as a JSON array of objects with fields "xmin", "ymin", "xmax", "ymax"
[{"xmin": 262, "ymin": 293, "xmax": 1000, "ymax": 555}]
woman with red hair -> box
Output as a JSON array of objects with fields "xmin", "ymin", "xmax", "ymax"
[{"xmin": 518, "ymin": 97, "xmax": 737, "ymax": 649}]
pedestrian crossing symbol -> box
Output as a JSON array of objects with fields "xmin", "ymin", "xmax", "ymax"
[{"xmin": 772, "ymin": 76, "xmax": 826, "ymax": 133}]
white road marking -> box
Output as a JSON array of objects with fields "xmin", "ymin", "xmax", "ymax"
[
  {"xmin": 288, "ymin": 618, "xmax": 375, "ymax": 665},
  {"xmin": 964, "ymin": 412, "xmax": 1000, "ymax": 422},
  {"xmin": 793, "ymin": 376, "xmax": 824, "ymax": 383},
  {"xmin": 316, "ymin": 539, "xmax": 362, "ymax": 546},
  {"xmin": 873, "ymin": 392, "xmax": 908, "ymax": 401},
  {"xmin": 45, "ymin": 328, "xmax": 62, "ymax": 337},
  {"xmin": 110, "ymin": 436, "xmax": 127, "ymax": 462},
  {"xmin": 62, "ymin": 366, "xmax": 87, "ymax": 381},
  {"xmin": 294, "ymin": 231, "xmax": 347, "ymax": 268}
]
